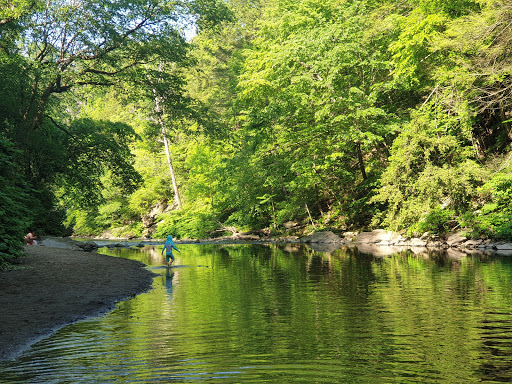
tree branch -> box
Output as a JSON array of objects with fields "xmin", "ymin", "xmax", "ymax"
[{"xmin": 45, "ymin": 115, "xmax": 76, "ymax": 140}]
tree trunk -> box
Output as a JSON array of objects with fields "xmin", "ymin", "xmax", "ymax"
[
  {"xmin": 161, "ymin": 122, "xmax": 182, "ymax": 208},
  {"xmin": 355, "ymin": 141, "xmax": 367, "ymax": 180},
  {"xmin": 152, "ymin": 82, "xmax": 182, "ymax": 209}
]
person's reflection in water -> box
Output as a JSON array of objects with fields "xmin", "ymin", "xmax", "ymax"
[{"xmin": 165, "ymin": 268, "xmax": 175, "ymax": 296}]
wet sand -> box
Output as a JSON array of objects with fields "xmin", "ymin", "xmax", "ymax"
[{"xmin": 0, "ymin": 246, "xmax": 156, "ymax": 361}]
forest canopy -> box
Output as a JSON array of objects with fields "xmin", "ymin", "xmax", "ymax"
[{"xmin": 3, "ymin": 0, "xmax": 512, "ymax": 263}]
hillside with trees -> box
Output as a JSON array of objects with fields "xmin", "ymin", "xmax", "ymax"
[{"xmin": 3, "ymin": 0, "xmax": 512, "ymax": 264}]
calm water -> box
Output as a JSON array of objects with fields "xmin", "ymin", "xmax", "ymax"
[{"xmin": 2, "ymin": 244, "xmax": 512, "ymax": 383}]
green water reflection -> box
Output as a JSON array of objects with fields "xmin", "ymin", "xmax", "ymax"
[{"xmin": 2, "ymin": 244, "xmax": 512, "ymax": 383}]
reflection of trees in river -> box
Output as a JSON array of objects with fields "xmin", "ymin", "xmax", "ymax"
[
  {"xmin": 148, "ymin": 246, "xmax": 166, "ymax": 264},
  {"xmin": 86, "ymin": 244, "xmax": 512, "ymax": 382}
]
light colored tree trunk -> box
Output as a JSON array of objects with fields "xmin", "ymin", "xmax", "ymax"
[
  {"xmin": 154, "ymin": 95, "xmax": 182, "ymax": 208},
  {"xmin": 161, "ymin": 120, "xmax": 182, "ymax": 208}
]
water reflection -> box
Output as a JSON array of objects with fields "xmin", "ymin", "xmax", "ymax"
[{"xmin": 2, "ymin": 244, "xmax": 512, "ymax": 383}]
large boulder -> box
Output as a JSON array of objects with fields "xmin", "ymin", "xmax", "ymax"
[
  {"xmin": 445, "ymin": 232, "xmax": 468, "ymax": 247},
  {"xmin": 495, "ymin": 243, "xmax": 512, "ymax": 250},
  {"xmin": 141, "ymin": 201, "xmax": 169, "ymax": 235},
  {"xmin": 409, "ymin": 238, "xmax": 428, "ymax": 247},
  {"xmin": 357, "ymin": 243, "xmax": 401, "ymax": 256},
  {"xmin": 356, "ymin": 230, "xmax": 403, "ymax": 244},
  {"xmin": 301, "ymin": 231, "xmax": 343, "ymax": 243}
]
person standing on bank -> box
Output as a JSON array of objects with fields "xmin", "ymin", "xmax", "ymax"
[{"xmin": 162, "ymin": 235, "xmax": 180, "ymax": 267}]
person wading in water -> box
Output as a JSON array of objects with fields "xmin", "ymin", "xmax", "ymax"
[{"xmin": 162, "ymin": 235, "xmax": 180, "ymax": 267}]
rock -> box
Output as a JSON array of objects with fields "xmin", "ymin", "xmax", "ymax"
[
  {"xmin": 306, "ymin": 242, "xmax": 343, "ymax": 253},
  {"xmin": 476, "ymin": 240, "xmax": 493, "ymax": 249},
  {"xmin": 302, "ymin": 231, "xmax": 343, "ymax": 243},
  {"xmin": 277, "ymin": 236, "xmax": 300, "ymax": 243},
  {"xmin": 357, "ymin": 230, "xmax": 403, "ymax": 244},
  {"xmin": 142, "ymin": 201, "xmax": 168, "ymax": 229},
  {"xmin": 342, "ymin": 232, "xmax": 358, "ymax": 242},
  {"xmin": 77, "ymin": 242, "xmax": 98, "ymax": 252},
  {"xmin": 357, "ymin": 244, "xmax": 401, "ymax": 257},
  {"xmin": 420, "ymin": 232, "xmax": 430, "ymax": 240},
  {"xmin": 409, "ymin": 238, "xmax": 427, "ymax": 247},
  {"xmin": 409, "ymin": 246, "xmax": 429, "ymax": 256},
  {"xmin": 39, "ymin": 237, "xmax": 82, "ymax": 251},
  {"xmin": 446, "ymin": 232, "xmax": 468, "ymax": 246},
  {"xmin": 446, "ymin": 248, "xmax": 467, "ymax": 259},
  {"xmin": 462, "ymin": 240, "xmax": 482, "ymax": 248},
  {"xmin": 235, "ymin": 234, "xmax": 260, "ymax": 241},
  {"xmin": 496, "ymin": 243, "xmax": 512, "ymax": 250},
  {"xmin": 426, "ymin": 240, "xmax": 444, "ymax": 248},
  {"xmin": 283, "ymin": 244, "xmax": 301, "ymax": 253}
]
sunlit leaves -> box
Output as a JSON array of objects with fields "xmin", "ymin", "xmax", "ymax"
[
  {"xmin": 389, "ymin": 11, "xmax": 448, "ymax": 86},
  {"xmin": 372, "ymin": 103, "xmax": 486, "ymax": 231},
  {"xmin": 230, "ymin": 0, "xmax": 400, "ymax": 228}
]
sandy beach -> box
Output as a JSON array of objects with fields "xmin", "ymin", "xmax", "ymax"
[{"xmin": 0, "ymin": 245, "xmax": 156, "ymax": 361}]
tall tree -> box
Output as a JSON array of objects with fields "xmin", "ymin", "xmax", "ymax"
[
  {"xmin": 0, "ymin": 0, "xmax": 231, "ymax": 244},
  {"xmin": 229, "ymin": 0, "xmax": 402, "ymax": 229}
]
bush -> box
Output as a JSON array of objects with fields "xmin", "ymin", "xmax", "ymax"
[
  {"xmin": 372, "ymin": 105, "xmax": 485, "ymax": 232},
  {"xmin": 154, "ymin": 204, "xmax": 218, "ymax": 239},
  {"xmin": 460, "ymin": 171, "xmax": 512, "ymax": 240},
  {"xmin": 410, "ymin": 206, "xmax": 455, "ymax": 236}
]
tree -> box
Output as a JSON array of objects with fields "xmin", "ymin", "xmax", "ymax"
[
  {"xmin": 372, "ymin": 103, "xmax": 485, "ymax": 233},
  {"xmin": 371, "ymin": 0, "xmax": 512, "ymax": 236},
  {"xmin": 0, "ymin": 0, "xmax": 231, "ymax": 242},
  {"xmin": 0, "ymin": 136, "xmax": 32, "ymax": 264},
  {"xmin": 228, "ymin": 0, "xmax": 402, "ymax": 229}
]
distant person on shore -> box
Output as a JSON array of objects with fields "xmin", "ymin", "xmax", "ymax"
[
  {"xmin": 24, "ymin": 231, "xmax": 38, "ymax": 245},
  {"xmin": 162, "ymin": 235, "xmax": 180, "ymax": 267}
]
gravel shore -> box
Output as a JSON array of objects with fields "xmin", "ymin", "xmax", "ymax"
[{"xmin": 0, "ymin": 245, "xmax": 156, "ymax": 361}]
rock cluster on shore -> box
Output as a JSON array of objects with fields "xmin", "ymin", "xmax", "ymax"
[{"xmin": 299, "ymin": 229, "xmax": 512, "ymax": 251}]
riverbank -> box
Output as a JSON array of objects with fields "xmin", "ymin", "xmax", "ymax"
[
  {"xmin": 0, "ymin": 246, "xmax": 156, "ymax": 361},
  {"xmin": 76, "ymin": 229, "xmax": 512, "ymax": 254}
]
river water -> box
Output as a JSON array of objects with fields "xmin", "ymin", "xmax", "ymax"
[{"xmin": 2, "ymin": 243, "xmax": 512, "ymax": 383}]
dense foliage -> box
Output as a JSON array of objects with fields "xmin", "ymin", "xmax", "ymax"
[
  {"xmin": 4, "ymin": 0, "xmax": 512, "ymax": 262},
  {"xmin": 0, "ymin": 0, "xmax": 230, "ymax": 262},
  {"xmin": 0, "ymin": 136, "xmax": 32, "ymax": 265}
]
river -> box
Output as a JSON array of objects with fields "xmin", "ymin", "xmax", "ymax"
[{"xmin": 1, "ymin": 243, "xmax": 512, "ymax": 383}]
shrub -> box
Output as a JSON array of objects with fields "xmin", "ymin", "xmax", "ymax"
[
  {"xmin": 460, "ymin": 171, "xmax": 512, "ymax": 240},
  {"xmin": 154, "ymin": 204, "xmax": 218, "ymax": 239},
  {"xmin": 373, "ymin": 104, "xmax": 486, "ymax": 232},
  {"xmin": 410, "ymin": 206, "xmax": 455, "ymax": 236}
]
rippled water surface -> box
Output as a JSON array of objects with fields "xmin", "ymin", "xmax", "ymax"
[{"xmin": 2, "ymin": 244, "xmax": 512, "ymax": 383}]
